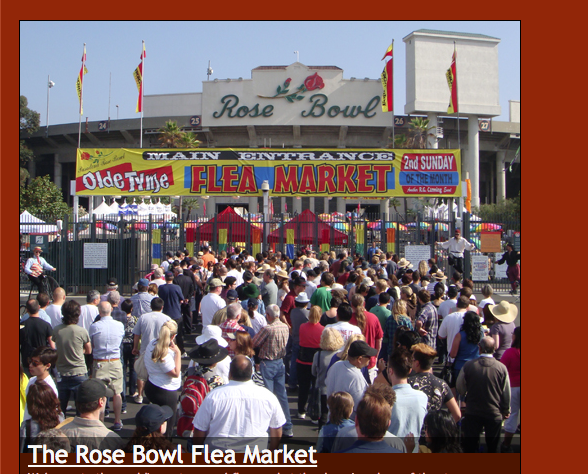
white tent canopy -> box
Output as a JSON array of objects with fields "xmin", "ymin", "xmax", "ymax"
[{"xmin": 20, "ymin": 210, "xmax": 59, "ymax": 233}]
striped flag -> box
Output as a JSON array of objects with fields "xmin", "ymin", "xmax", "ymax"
[
  {"xmin": 76, "ymin": 45, "xmax": 88, "ymax": 115},
  {"xmin": 446, "ymin": 47, "xmax": 458, "ymax": 114},
  {"xmin": 381, "ymin": 42, "xmax": 393, "ymax": 112},
  {"xmin": 133, "ymin": 43, "xmax": 146, "ymax": 113}
]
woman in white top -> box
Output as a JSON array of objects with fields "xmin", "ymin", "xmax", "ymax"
[
  {"xmin": 144, "ymin": 320, "xmax": 181, "ymax": 439},
  {"xmin": 247, "ymin": 298, "xmax": 267, "ymax": 335}
]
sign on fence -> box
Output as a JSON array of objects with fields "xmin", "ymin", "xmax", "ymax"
[
  {"xmin": 480, "ymin": 231, "xmax": 502, "ymax": 253},
  {"xmin": 404, "ymin": 245, "xmax": 431, "ymax": 268},
  {"xmin": 84, "ymin": 243, "xmax": 108, "ymax": 269},
  {"xmin": 493, "ymin": 253, "xmax": 508, "ymax": 280},
  {"xmin": 472, "ymin": 255, "xmax": 490, "ymax": 281}
]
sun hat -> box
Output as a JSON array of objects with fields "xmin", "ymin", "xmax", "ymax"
[
  {"xmin": 430, "ymin": 270, "xmax": 447, "ymax": 281},
  {"xmin": 488, "ymin": 301, "xmax": 518, "ymax": 323},
  {"xmin": 397, "ymin": 258, "xmax": 413, "ymax": 269},
  {"xmin": 275, "ymin": 269, "xmax": 289, "ymax": 279},
  {"xmin": 242, "ymin": 283, "xmax": 260, "ymax": 300},
  {"xmin": 188, "ymin": 339, "xmax": 229, "ymax": 365},
  {"xmin": 256, "ymin": 264, "xmax": 272, "ymax": 274},
  {"xmin": 195, "ymin": 325, "xmax": 228, "ymax": 347},
  {"xmin": 295, "ymin": 292, "xmax": 310, "ymax": 303}
]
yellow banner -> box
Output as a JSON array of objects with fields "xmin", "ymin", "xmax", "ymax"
[{"xmin": 76, "ymin": 148, "xmax": 462, "ymax": 198}]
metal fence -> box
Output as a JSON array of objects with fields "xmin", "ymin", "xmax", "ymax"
[{"xmin": 20, "ymin": 211, "xmax": 520, "ymax": 296}]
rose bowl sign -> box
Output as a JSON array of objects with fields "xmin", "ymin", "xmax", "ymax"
[{"xmin": 399, "ymin": 153, "xmax": 459, "ymax": 195}]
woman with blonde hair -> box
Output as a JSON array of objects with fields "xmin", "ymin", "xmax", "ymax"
[
  {"xmin": 144, "ymin": 320, "xmax": 181, "ymax": 438},
  {"xmin": 312, "ymin": 327, "xmax": 344, "ymax": 428},
  {"xmin": 385, "ymin": 300, "xmax": 413, "ymax": 357},
  {"xmin": 418, "ymin": 260, "xmax": 428, "ymax": 278},
  {"xmin": 400, "ymin": 286, "xmax": 418, "ymax": 321},
  {"xmin": 349, "ymin": 294, "xmax": 383, "ymax": 381},
  {"xmin": 148, "ymin": 283, "xmax": 159, "ymax": 296}
]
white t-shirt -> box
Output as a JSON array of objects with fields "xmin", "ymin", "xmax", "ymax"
[
  {"xmin": 226, "ymin": 269, "xmax": 244, "ymax": 287},
  {"xmin": 23, "ymin": 375, "xmax": 59, "ymax": 421},
  {"xmin": 438, "ymin": 299, "xmax": 458, "ymax": 319},
  {"xmin": 188, "ymin": 355, "xmax": 230, "ymax": 384},
  {"xmin": 201, "ymin": 293, "xmax": 226, "ymax": 327},
  {"xmin": 78, "ymin": 304, "xmax": 99, "ymax": 332},
  {"xmin": 45, "ymin": 304, "xmax": 63, "ymax": 328},
  {"xmin": 479, "ymin": 297, "xmax": 495, "ymax": 309},
  {"xmin": 144, "ymin": 339, "xmax": 181, "ymax": 391},
  {"xmin": 438, "ymin": 310, "xmax": 467, "ymax": 358},
  {"xmin": 249, "ymin": 311, "xmax": 267, "ymax": 335},
  {"xmin": 192, "ymin": 379, "xmax": 286, "ymax": 450},
  {"xmin": 329, "ymin": 321, "xmax": 362, "ymax": 345}
]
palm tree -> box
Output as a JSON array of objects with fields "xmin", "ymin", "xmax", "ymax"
[
  {"xmin": 177, "ymin": 131, "xmax": 201, "ymax": 148},
  {"xmin": 158, "ymin": 120, "xmax": 184, "ymax": 148},
  {"xmin": 406, "ymin": 117, "xmax": 436, "ymax": 149}
]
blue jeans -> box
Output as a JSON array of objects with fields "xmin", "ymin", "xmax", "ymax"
[
  {"xmin": 260, "ymin": 359, "xmax": 293, "ymax": 434},
  {"xmin": 57, "ymin": 374, "xmax": 88, "ymax": 415},
  {"xmin": 289, "ymin": 341, "xmax": 300, "ymax": 388}
]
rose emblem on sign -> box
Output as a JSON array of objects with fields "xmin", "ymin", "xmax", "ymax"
[{"xmin": 258, "ymin": 73, "xmax": 325, "ymax": 102}]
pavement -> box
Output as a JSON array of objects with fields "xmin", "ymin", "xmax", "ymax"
[{"xmin": 20, "ymin": 290, "xmax": 520, "ymax": 453}]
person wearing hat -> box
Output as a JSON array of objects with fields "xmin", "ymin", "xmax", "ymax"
[
  {"xmin": 485, "ymin": 301, "xmax": 518, "ymax": 360},
  {"xmin": 24, "ymin": 246, "xmax": 57, "ymax": 294},
  {"xmin": 100, "ymin": 277, "xmax": 119, "ymax": 302},
  {"xmin": 426, "ymin": 270, "xmax": 447, "ymax": 295},
  {"xmin": 131, "ymin": 278, "xmax": 156, "ymax": 318},
  {"xmin": 187, "ymin": 339, "xmax": 229, "ymax": 385},
  {"xmin": 240, "ymin": 283, "xmax": 266, "ymax": 316},
  {"xmin": 189, "ymin": 326, "xmax": 231, "ymax": 384},
  {"xmin": 236, "ymin": 271, "xmax": 254, "ymax": 300},
  {"xmin": 126, "ymin": 404, "xmax": 176, "ymax": 451},
  {"xmin": 210, "ymin": 289, "xmax": 241, "ymax": 326},
  {"xmin": 58, "ymin": 378, "xmax": 124, "ymax": 450},
  {"xmin": 219, "ymin": 303, "xmax": 246, "ymax": 357},
  {"xmin": 456, "ymin": 336, "xmax": 511, "ymax": 453},
  {"xmin": 325, "ymin": 340, "xmax": 377, "ymax": 420},
  {"xmin": 435, "ymin": 229, "xmax": 476, "ymax": 277},
  {"xmin": 200, "ymin": 278, "xmax": 227, "ymax": 328}
]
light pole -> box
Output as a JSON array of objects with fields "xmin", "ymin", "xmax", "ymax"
[
  {"xmin": 261, "ymin": 180, "xmax": 270, "ymax": 251},
  {"xmin": 46, "ymin": 75, "xmax": 55, "ymax": 137}
]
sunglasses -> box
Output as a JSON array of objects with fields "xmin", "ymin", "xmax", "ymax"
[{"xmin": 28, "ymin": 358, "xmax": 44, "ymax": 367}]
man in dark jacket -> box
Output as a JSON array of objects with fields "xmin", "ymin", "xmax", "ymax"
[{"xmin": 174, "ymin": 262, "xmax": 195, "ymax": 334}]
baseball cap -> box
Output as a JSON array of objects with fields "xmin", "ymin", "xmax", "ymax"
[
  {"xmin": 208, "ymin": 278, "xmax": 226, "ymax": 288},
  {"xmin": 165, "ymin": 271, "xmax": 175, "ymax": 280},
  {"xmin": 348, "ymin": 340, "xmax": 379, "ymax": 358},
  {"xmin": 135, "ymin": 405, "xmax": 174, "ymax": 434},
  {"xmin": 106, "ymin": 277, "xmax": 118, "ymax": 287},
  {"xmin": 76, "ymin": 379, "xmax": 114, "ymax": 404},
  {"xmin": 138, "ymin": 278, "xmax": 150, "ymax": 287},
  {"xmin": 226, "ymin": 289, "xmax": 239, "ymax": 301}
]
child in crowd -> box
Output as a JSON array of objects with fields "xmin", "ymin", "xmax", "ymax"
[{"xmin": 316, "ymin": 391, "xmax": 355, "ymax": 453}]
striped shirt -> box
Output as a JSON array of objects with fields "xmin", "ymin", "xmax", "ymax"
[{"xmin": 252, "ymin": 319, "xmax": 290, "ymax": 360}]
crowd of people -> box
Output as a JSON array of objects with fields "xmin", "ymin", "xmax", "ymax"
[{"xmin": 20, "ymin": 243, "xmax": 520, "ymax": 454}]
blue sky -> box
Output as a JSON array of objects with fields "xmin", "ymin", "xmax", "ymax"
[{"xmin": 20, "ymin": 21, "xmax": 520, "ymax": 126}]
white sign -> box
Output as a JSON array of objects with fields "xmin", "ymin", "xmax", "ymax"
[
  {"xmin": 493, "ymin": 253, "xmax": 508, "ymax": 279},
  {"xmin": 84, "ymin": 243, "xmax": 108, "ymax": 269},
  {"xmin": 472, "ymin": 255, "xmax": 489, "ymax": 281},
  {"xmin": 404, "ymin": 245, "xmax": 431, "ymax": 269}
]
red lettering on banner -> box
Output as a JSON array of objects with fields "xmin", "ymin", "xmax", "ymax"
[
  {"xmin": 317, "ymin": 165, "xmax": 336, "ymax": 193},
  {"xmin": 356, "ymin": 165, "xmax": 374, "ymax": 193},
  {"xmin": 237, "ymin": 166, "xmax": 258, "ymax": 194},
  {"xmin": 207, "ymin": 165, "xmax": 222, "ymax": 192},
  {"xmin": 221, "ymin": 165, "xmax": 239, "ymax": 193},
  {"xmin": 77, "ymin": 163, "xmax": 174, "ymax": 193},
  {"xmin": 299, "ymin": 165, "xmax": 317, "ymax": 193},
  {"xmin": 274, "ymin": 165, "xmax": 299, "ymax": 193},
  {"xmin": 372, "ymin": 164, "xmax": 392, "ymax": 192},
  {"xmin": 336, "ymin": 166, "xmax": 356, "ymax": 193},
  {"xmin": 191, "ymin": 166, "xmax": 206, "ymax": 193}
]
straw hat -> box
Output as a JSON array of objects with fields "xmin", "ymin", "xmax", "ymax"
[
  {"xmin": 488, "ymin": 301, "xmax": 518, "ymax": 323},
  {"xmin": 397, "ymin": 258, "xmax": 412, "ymax": 269},
  {"xmin": 275, "ymin": 269, "xmax": 289, "ymax": 279},
  {"xmin": 430, "ymin": 270, "xmax": 446, "ymax": 281}
]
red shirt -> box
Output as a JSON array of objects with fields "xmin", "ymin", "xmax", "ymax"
[
  {"xmin": 349, "ymin": 310, "xmax": 384, "ymax": 369},
  {"xmin": 297, "ymin": 322, "xmax": 324, "ymax": 365},
  {"xmin": 280, "ymin": 290, "xmax": 297, "ymax": 326},
  {"xmin": 500, "ymin": 347, "xmax": 520, "ymax": 387}
]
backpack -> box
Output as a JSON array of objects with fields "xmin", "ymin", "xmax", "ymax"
[{"xmin": 176, "ymin": 373, "xmax": 211, "ymax": 437}]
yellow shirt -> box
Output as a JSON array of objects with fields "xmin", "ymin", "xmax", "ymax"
[{"xmin": 20, "ymin": 373, "xmax": 29, "ymax": 426}]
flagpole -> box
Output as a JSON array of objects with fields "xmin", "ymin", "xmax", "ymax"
[
  {"xmin": 455, "ymin": 42, "xmax": 461, "ymax": 151},
  {"xmin": 391, "ymin": 39, "xmax": 395, "ymax": 148},
  {"xmin": 108, "ymin": 72, "xmax": 111, "ymax": 133},
  {"xmin": 78, "ymin": 43, "xmax": 86, "ymax": 149},
  {"xmin": 140, "ymin": 40, "xmax": 145, "ymax": 148}
]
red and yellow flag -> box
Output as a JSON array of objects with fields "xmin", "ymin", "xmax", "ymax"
[
  {"xmin": 446, "ymin": 48, "xmax": 458, "ymax": 114},
  {"xmin": 381, "ymin": 43, "xmax": 393, "ymax": 113},
  {"xmin": 76, "ymin": 45, "xmax": 88, "ymax": 115},
  {"xmin": 133, "ymin": 44, "xmax": 146, "ymax": 113}
]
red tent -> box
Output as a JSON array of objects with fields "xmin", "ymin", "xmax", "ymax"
[
  {"xmin": 194, "ymin": 207, "xmax": 258, "ymax": 242},
  {"xmin": 268, "ymin": 209, "xmax": 348, "ymax": 245}
]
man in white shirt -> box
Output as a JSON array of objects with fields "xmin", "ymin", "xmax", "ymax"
[
  {"xmin": 438, "ymin": 295, "xmax": 470, "ymax": 363},
  {"xmin": 200, "ymin": 278, "xmax": 227, "ymax": 327},
  {"xmin": 438, "ymin": 285, "xmax": 459, "ymax": 320},
  {"xmin": 150, "ymin": 268, "xmax": 166, "ymax": 287},
  {"xmin": 78, "ymin": 290, "xmax": 100, "ymax": 332},
  {"xmin": 435, "ymin": 228, "xmax": 476, "ymax": 276},
  {"xmin": 46, "ymin": 287, "xmax": 66, "ymax": 328},
  {"xmin": 329, "ymin": 303, "xmax": 362, "ymax": 345},
  {"xmin": 193, "ymin": 355, "xmax": 286, "ymax": 451}
]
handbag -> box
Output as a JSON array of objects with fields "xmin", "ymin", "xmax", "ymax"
[
  {"xmin": 440, "ymin": 360, "xmax": 455, "ymax": 385},
  {"xmin": 134, "ymin": 351, "xmax": 149, "ymax": 381}
]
